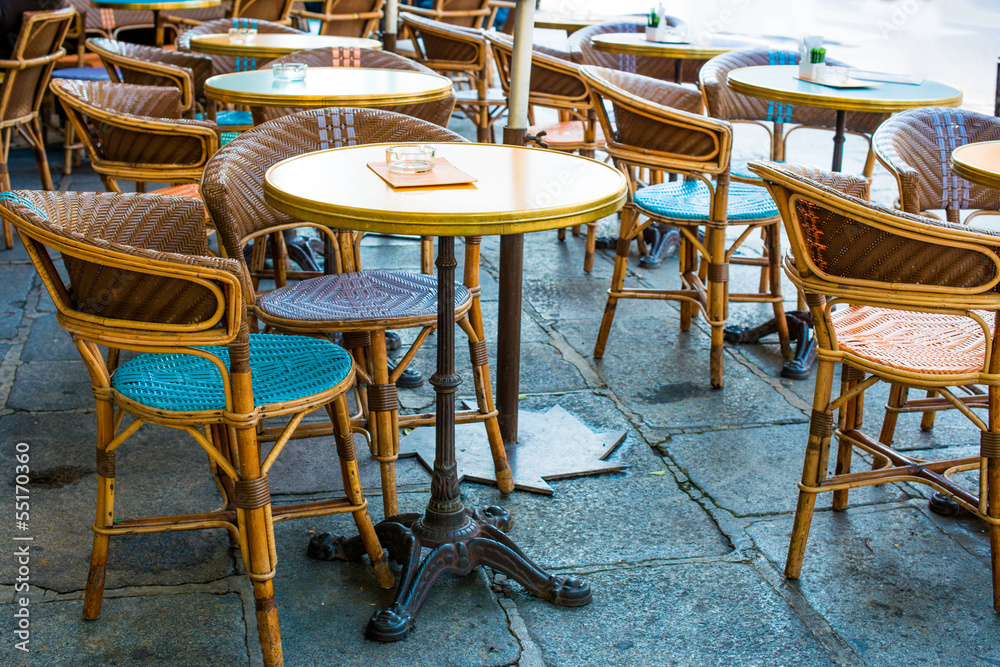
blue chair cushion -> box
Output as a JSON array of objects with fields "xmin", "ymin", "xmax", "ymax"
[
  {"xmin": 111, "ymin": 333, "xmax": 352, "ymax": 412},
  {"xmin": 216, "ymin": 110, "xmax": 253, "ymax": 127},
  {"xmin": 51, "ymin": 67, "xmax": 111, "ymax": 81},
  {"xmin": 220, "ymin": 131, "xmax": 241, "ymax": 146},
  {"xmin": 633, "ymin": 180, "xmax": 778, "ymax": 222}
]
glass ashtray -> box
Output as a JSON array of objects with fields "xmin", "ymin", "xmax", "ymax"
[
  {"xmin": 272, "ymin": 63, "xmax": 307, "ymax": 81},
  {"xmin": 386, "ymin": 145, "xmax": 435, "ymax": 174}
]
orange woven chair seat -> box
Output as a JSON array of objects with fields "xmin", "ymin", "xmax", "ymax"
[
  {"xmin": 152, "ymin": 182, "xmax": 202, "ymax": 199},
  {"xmin": 256, "ymin": 270, "xmax": 471, "ymax": 325},
  {"xmin": 833, "ymin": 305, "xmax": 994, "ymax": 374},
  {"xmin": 528, "ymin": 120, "xmax": 604, "ymax": 149}
]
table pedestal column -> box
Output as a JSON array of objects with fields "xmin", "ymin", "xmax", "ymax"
[{"xmin": 309, "ymin": 236, "xmax": 591, "ymax": 641}]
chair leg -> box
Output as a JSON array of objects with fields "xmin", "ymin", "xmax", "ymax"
[
  {"xmin": 583, "ymin": 220, "xmax": 598, "ymax": 274},
  {"xmin": 878, "ymin": 383, "xmax": 907, "ymax": 447},
  {"xmin": 832, "ymin": 365, "xmax": 863, "ymax": 511},
  {"xmin": 764, "ymin": 222, "xmax": 791, "ymax": 357},
  {"xmin": 594, "ymin": 207, "xmax": 636, "ymax": 358},
  {"xmin": 368, "ymin": 331, "xmax": 399, "ymax": 518},
  {"xmin": 330, "ymin": 394, "xmax": 393, "ymax": 589},
  {"xmin": 83, "ymin": 399, "xmax": 116, "ymax": 620},
  {"xmin": 920, "ymin": 389, "xmax": 938, "ymax": 431},
  {"xmin": 1, "ymin": 128, "xmax": 13, "ymax": 249},
  {"xmin": 420, "ymin": 236, "xmax": 434, "ymax": 275},
  {"xmin": 23, "ymin": 118, "xmax": 54, "ymax": 191},
  {"xmin": 785, "ymin": 357, "xmax": 836, "ymax": 579},
  {"xmin": 706, "ymin": 226, "xmax": 728, "ymax": 389},
  {"xmin": 679, "ymin": 231, "xmax": 695, "ymax": 331}
]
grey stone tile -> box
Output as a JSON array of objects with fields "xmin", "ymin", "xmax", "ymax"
[
  {"xmin": 22, "ymin": 314, "xmax": 77, "ymax": 362},
  {"xmin": 7, "ymin": 361, "xmax": 93, "ymax": 411},
  {"xmin": 747, "ymin": 505, "xmax": 1000, "ymax": 666},
  {"xmin": 509, "ymin": 560, "xmax": 835, "ymax": 667},
  {"xmin": 0, "ymin": 265, "xmax": 35, "ymax": 339}
]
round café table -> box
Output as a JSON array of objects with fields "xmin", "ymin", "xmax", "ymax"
[
  {"xmin": 188, "ymin": 32, "xmax": 382, "ymax": 58},
  {"xmin": 591, "ymin": 33, "xmax": 762, "ymax": 82},
  {"xmin": 91, "ymin": 0, "xmax": 220, "ymax": 46},
  {"xmin": 264, "ymin": 142, "xmax": 626, "ymax": 642},
  {"xmin": 727, "ymin": 65, "xmax": 963, "ymax": 171},
  {"xmin": 951, "ymin": 141, "xmax": 1000, "ymax": 190},
  {"xmin": 534, "ymin": 12, "xmax": 643, "ymax": 33}
]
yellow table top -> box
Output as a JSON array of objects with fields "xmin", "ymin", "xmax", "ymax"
[
  {"xmin": 591, "ymin": 32, "xmax": 760, "ymax": 60},
  {"xmin": 951, "ymin": 141, "xmax": 1000, "ymax": 190},
  {"xmin": 91, "ymin": 0, "xmax": 219, "ymax": 8},
  {"xmin": 204, "ymin": 67, "xmax": 453, "ymax": 108},
  {"xmin": 264, "ymin": 143, "xmax": 627, "ymax": 237},
  {"xmin": 727, "ymin": 65, "xmax": 963, "ymax": 113},
  {"xmin": 189, "ymin": 33, "xmax": 382, "ymax": 57}
]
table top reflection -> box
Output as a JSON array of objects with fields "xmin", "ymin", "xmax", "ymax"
[{"xmin": 189, "ymin": 32, "xmax": 382, "ymax": 57}]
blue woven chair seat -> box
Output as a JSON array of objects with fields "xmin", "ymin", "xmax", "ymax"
[
  {"xmin": 217, "ymin": 110, "xmax": 253, "ymax": 127},
  {"xmin": 111, "ymin": 333, "xmax": 353, "ymax": 412},
  {"xmin": 51, "ymin": 67, "xmax": 111, "ymax": 81},
  {"xmin": 633, "ymin": 180, "xmax": 778, "ymax": 221},
  {"xmin": 220, "ymin": 131, "xmax": 241, "ymax": 146},
  {"xmin": 256, "ymin": 270, "xmax": 470, "ymax": 324}
]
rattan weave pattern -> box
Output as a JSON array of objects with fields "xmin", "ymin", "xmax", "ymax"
[
  {"xmin": 873, "ymin": 107, "xmax": 1000, "ymax": 215},
  {"xmin": 177, "ymin": 18, "xmax": 305, "ymax": 76},
  {"xmin": 832, "ymin": 305, "xmax": 993, "ymax": 375},
  {"xmin": 634, "ymin": 181, "xmax": 778, "ymax": 221},
  {"xmin": 568, "ymin": 20, "xmax": 700, "ymax": 84},
  {"xmin": 112, "ymin": 333, "xmax": 352, "ymax": 410},
  {"xmin": 87, "ymin": 37, "xmax": 214, "ymax": 101},
  {"xmin": 256, "ymin": 269, "xmax": 470, "ymax": 323},
  {"xmin": 254, "ymin": 47, "xmax": 457, "ymax": 126}
]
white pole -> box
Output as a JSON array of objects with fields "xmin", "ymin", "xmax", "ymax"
[
  {"xmin": 505, "ymin": 0, "xmax": 536, "ymax": 133},
  {"xmin": 385, "ymin": 0, "xmax": 397, "ymax": 37}
]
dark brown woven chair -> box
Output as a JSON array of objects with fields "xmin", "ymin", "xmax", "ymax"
[
  {"xmin": 176, "ymin": 17, "xmax": 305, "ymax": 76},
  {"xmin": 168, "ymin": 0, "xmax": 295, "ymax": 30},
  {"xmin": 201, "ymin": 107, "xmax": 514, "ymax": 516},
  {"xmin": 487, "ymin": 31, "xmax": 605, "ymax": 272},
  {"xmin": 700, "ymin": 48, "xmax": 888, "ymax": 183},
  {"xmin": 400, "ymin": 0, "xmax": 492, "ymax": 28},
  {"xmin": 0, "ymin": 189, "xmax": 391, "ymax": 667},
  {"xmin": 569, "ymin": 19, "xmax": 700, "ymax": 84},
  {"xmin": 401, "ymin": 12, "xmax": 505, "ymax": 142},
  {"xmin": 749, "ymin": 158, "xmax": 1000, "ymax": 613},
  {"xmin": 583, "ymin": 65, "xmax": 791, "ymax": 388},
  {"xmin": 0, "ymin": 7, "xmax": 75, "ymax": 249},
  {"xmin": 50, "ymin": 79, "xmax": 219, "ymax": 200},
  {"xmin": 67, "ymin": 0, "xmax": 153, "ymax": 39},
  {"xmin": 289, "ymin": 0, "xmax": 383, "ymax": 36}
]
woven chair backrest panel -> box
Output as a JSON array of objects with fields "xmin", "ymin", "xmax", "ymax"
[
  {"xmin": 699, "ymin": 48, "xmax": 886, "ymax": 134},
  {"xmin": 420, "ymin": 0, "xmax": 491, "ymax": 28},
  {"xmin": 253, "ymin": 51, "xmax": 456, "ymax": 126},
  {"xmin": 570, "ymin": 20, "xmax": 700, "ymax": 84},
  {"xmin": 418, "ymin": 30, "xmax": 480, "ymax": 65},
  {"xmin": 311, "ymin": 0, "xmax": 383, "ymax": 37},
  {"xmin": 232, "ymin": 0, "xmax": 294, "ymax": 20},
  {"xmin": 89, "ymin": 39, "xmax": 213, "ymax": 98},
  {"xmin": 176, "ymin": 18, "xmax": 304, "ymax": 75},
  {"xmin": 792, "ymin": 198, "xmax": 999, "ymax": 291},
  {"xmin": 775, "ymin": 163, "xmax": 870, "ymax": 200},
  {"xmin": 67, "ymin": 0, "xmax": 153, "ymax": 35},
  {"xmin": 202, "ymin": 107, "xmax": 466, "ymax": 256},
  {"xmin": 874, "ymin": 107, "xmax": 1000, "ymax": 215},
  {"xmin": 1, "ymin": 9, "xmax": 73, "ymax": 122},
  {"xmin": 91, "ymin": 118, "xmax": 214, "ymax": 167},
  {"xmin": 0, "ymin": 191, "xmax": 232, "ymax": 326},
  {"xmin": 489, "ymin": 34, "xmax": 588, "ymax": 105}
]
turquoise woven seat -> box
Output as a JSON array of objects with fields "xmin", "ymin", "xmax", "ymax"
[
  {"xmin": 112, "ymin": 333, "xmax": 352, "ymax": 412},
  {"xmin": 216, "ymin": 110, "xmax": 253, "ymax": 127},
  {"xmin": 632, "ymin": 181, "xmax": 778, "ymax": 221}
]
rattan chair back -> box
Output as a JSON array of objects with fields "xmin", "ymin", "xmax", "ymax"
[
  {"xmin": 486, "ymin": 31, "xmax": 590, "ymax": 114},
  {"xmin": 1, "ymin": 7, "xmax": 74, "ymax": 126},
  {"xmin": 176, "ymin": 18, "xmax": 303, "ymax": 75},
  {"xmin": 86, "ymin": 37, "xmax": 212, "ymax": 113},
  {"xmin": 873, "ymin": 107, "xmax": 1000, "ymax": 221},
  {"xmin": 230, "ymin": 0, "xmax": 296, "ymax": 22},
  {"xmin": 290, "ymin": 0, "xmax": 384, "ymax": 36},
  {"xmin": 400, "ymin": 0, "xmax": 492, "ymax": 29},
  {"xmin": 255, "ymin": 47, "xmax": 456, "ymax": 126},
  {"xmin": 50, "ymin": 79, "xmax": 219, "ymax": 189},
  {"xmin": 400, "ymin": 11, "xmax": 486, "ymax": 75},
  {"xmin": 67, "ymin": 0, "xmax": 153, "ymax": 39},
  {"xmin": 569, "ymin": 19, "xmax": 699, "ymax": 84}
]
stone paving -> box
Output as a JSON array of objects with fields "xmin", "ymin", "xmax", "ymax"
[{"xmin": 2, "ymin": 58, "xmax": 1000, "ymax": 667}]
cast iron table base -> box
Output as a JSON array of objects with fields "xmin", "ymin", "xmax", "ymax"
[
  {"xmin": 724, "ymin": 310, "xmax": 817, "ymax": 380},
  {"xmin": 307, "ymin": 236, "xmax": 591, "ymax": 641}
]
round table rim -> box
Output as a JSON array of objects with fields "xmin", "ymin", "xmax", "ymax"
[
  {"xmin": 263, "ymin": 142, "xmax": 628, "ymax": 237},
  {"xmin": 726, "ymin": 64, "xmax": 963, "ymax": 113},
  {"xmin": 188, "ymin": 33, "xmax": 383, "ymax": 57},
  {"xmin": 91, "ymin": 0, "xmax": 220, "ymax": 8},
  {"xmin": 203, "ymin": 67, "xmax": 454, "ymax": 108},
  {"xmin": 590, "ymin": 32, "xmax": 757, "ymax": 60},
  {"xmin": 951, "ymin": 141, "xmax": 1000, "ymax": 190}
]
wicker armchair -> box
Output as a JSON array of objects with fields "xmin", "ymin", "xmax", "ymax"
[
  {"xmin": 201, "ymin": 108, "xmax": 515, "ymax": 516},
  {"xmin": 400, "ymin": 12, "xmax": 505, "ymax": 142},
  {"xmin": 400, "ymin": 0, "xmax": 492, "ymax": 28},
  {"xmin": 0, "ymin": 7, "xmax": 75, "ymax": 249},
  {"xmin": 167, "ymin": 0, "xmax": 294, "ymax": 30},
  {"xmin": 50, "ymin": 79, "xmax": 219, "ymax": 200},
  {"xmin": 582, "ymin": 66, "xmax": 790, "ymax": 388},
  {"xmin": 487, "ymin": 31, "xmax": 605, "ymax": 272},
  {"xmin": 176, "ymin": 17, "xmax": 305, "ymax": 76},
  {"xmin": 569, "ymin": 19, "xmax": 700, "ymax": 84},
  {"xmin": 66, "ymin": 0, "xmax": 152, "ymax": 39},
  {"xmin": 0, "ymin": 189, "xmax": 391, "ymax": 667},
  {"xmin": 700, "ymin": 48, "xmax": 888, "ymax": 182},
  {"xmin": 749, "ymin": 159, "xmax": 1000, "ymax": 612},
  {"xmin": 290, "ymin": 0, "xmax": 384, "ymax": 36}
]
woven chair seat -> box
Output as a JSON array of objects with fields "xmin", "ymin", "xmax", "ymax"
[
  {"xmin": 833, "ymin": 305, "xmax": 994, "ymax": 375},
  {"xmin": 112, "ymin": 333, "xmax": 353, "ymax": 412},
  {"xmin": 217, "ymin": 110, "xmax": 253, "ymax": 127},
  {"xmin": 51, "ymin": 67, "xmax": 112, "ymax": 82},
  {"xmin": 256, "ymin": 270, "xmax": 470, "ymax": 325},
  {"xmin": 633, "ymin": 181, "xmax": 778, "ymax": 222},
  {"xmin": 528, "ymin": 120, "xmax": 604, "ymax": 148}
]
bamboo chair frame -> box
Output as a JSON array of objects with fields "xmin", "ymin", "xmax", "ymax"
[
  {"xmin": 201, "ymin": 107, "xmax": 515, "ymax": 516},
  {"xmin": 399, "ymin": 0, "xmax": 493, "ymax": 29},
  {"xmin": 487, "ymin": 31, "xmax": 605, "ymax": 272},
  {"xmin": 750, "ymin": 158, "xmax": 1000, "ymax": 612},
  {"xmin": 0, "ymin": 7, "xmax": 74, "ymax": 249},
  {"xmin": 0, "ymin": 189, "xmax": 391, "ymax": 667},
  {"xmin": 400, "ymin": 12, "xmax": 506, "ymax": 143},
  {"xmin": 50, "ymin": 79, "xmax": 219, "ymax": 194},
  {"xmin": 290, "ymin": 0, "xmax": 384, "ymax": 37},
  {"xmin": 582, "ymin": 65, "xmax": 790, "ymax": 388}
]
